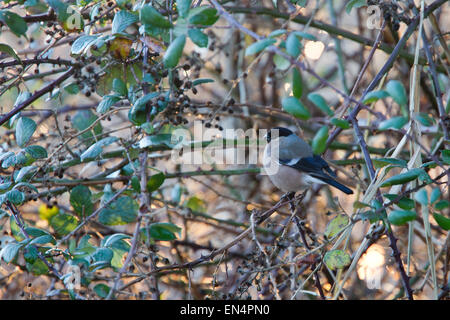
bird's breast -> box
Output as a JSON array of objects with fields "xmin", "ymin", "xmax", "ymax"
[{"xmin": 264, "ymin": 161, "xmax": 310, "ymax": 192}]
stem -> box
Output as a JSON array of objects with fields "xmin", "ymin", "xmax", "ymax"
[{"xmin": 0, "ymin": 67, "xmax": 75, "ymax": 126}]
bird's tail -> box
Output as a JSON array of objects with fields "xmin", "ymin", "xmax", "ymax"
[{"xmin": 320, "ymin": 176, "xmax": 353, "ymax": 194}]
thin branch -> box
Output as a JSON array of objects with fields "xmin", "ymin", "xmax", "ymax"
[{"xmin": 0, "ymin": 67, "xmax": 75, "ymax": 126}]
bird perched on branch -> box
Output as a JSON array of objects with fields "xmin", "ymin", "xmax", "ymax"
[{"xmin": 262, "ymin": 127, "xmax": 353, "ymax": 195}]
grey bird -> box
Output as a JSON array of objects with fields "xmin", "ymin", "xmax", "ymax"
[{"xmin": 262, "ymin": 127, "xmax": 353, "ymax": 194}]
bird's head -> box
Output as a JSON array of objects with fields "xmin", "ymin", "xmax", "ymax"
[{"xmin": 265, "ymin": 127, "xmax": 293, "ymax": 143}]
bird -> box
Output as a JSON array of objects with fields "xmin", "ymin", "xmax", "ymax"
[{"xmin": 262, "ymin": 127, "xmax": 353, "ymax": 195}]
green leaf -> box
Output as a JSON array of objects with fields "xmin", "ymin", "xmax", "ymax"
[
  {"xmin": 383, "ymin": 194, "xmax": 415, "ymax": 210},
  {"xmin": 292, "ymin": 31, "xmax": 317, "ymax": 41},
  {"xmin": 418, "ymin": 170, "xmax": 432, "ymax": 184},
  {"xmin": 25, "ymin": 227, "xmax": 51, "ymax": 238},
  {"xmin": 186, "ymin": 196, "xmax": 206, "ymax": 213},
  {"xmin": 29, "ymin": 234, "xmax": 55, "ymax": 245},
  {"xmin": 373, "ymin": 157, "xmax": 407, "ymax": 169},
  {"xmin": 177, "ymin": 0, "xmax": 192, "ymax": 18},
  {"xmin": 188, "ymin": 7, "xmax": 219, "ymax": 26},
  {"xmin": 324, "ymin": 214, "xmax": 349, "ymax": 238},
  {"xmin": 98, "ymin": 196, "xmax": 138, "ymax": 226},
  {"xmin": 92, "ymin": 247, "xmax": 113, "ymax": 264},
  {"xmin": 47, "ymin": 0, "xmax": 84, "ymax": 30},
  {"xmin": 13, "ymin": 182, "xmax": 38, "ymax": 194},
  {"xmin": 311, "ymin": 125, "xmax": 329, "ymax": 155},
  {"xmin": 188, "ymin": 28, "xmax": 209, "ymax": 48},
  {"xmin": 0, "ymin": 10, "xmax": 27, "ymax": 37},
  {"xmin": 26, "ymin": 259, "xmax": 48, "ymax": 275},
  {"xmin": 71, "ymin": 35, "xmax": 98, "ymax": 55},
  {"xmin": 345, "ymin": 0, "xmax": 366, "ymax": 14},
  {"xmin": 378, "ymin": 116, "xmax": 408, "ymax": 130},
  {"xmin": 358, "ymin": 210, "xmax": 385, "ymax": 223},
  {"xmin": 70, "ymin": 185, "xmax": 94, "ymax": 218},
  {"xmin": 163, "ymin": 35, "xmax": 186, "ymax": 68},
  {"xmin": 50, "ymin": 213, "xmax": 78, "ymax": 236},
  {"xmin": 112, "ymin": 10, "xmax": 138, "ymax": 34},
  {"xmin": 15, "ymin": 165, "xmax": 36, "ymax": 183},
  {"xmin": 281, "ymin": 97, "xmax": 311, "ymax": 120},
  {"xmin": 147, "ymin": 172, "xmax": 165, "ymax": 192},
  {"xmin": 128, "ymin": 92, "xmax": 160, "ymax": 126},
  {"xmin": 139, "ymin": 133, "xmax": 174, "ymax": 149},
  {"xmin": 16, "ymin": 117, "xmax": 36, "ymax": 147},
  {"xmin": 245, "ymin": 38, "xmax": 276, "ymax": 56},
  {"xmin": 292, "ymin": 68, "xmax": 303, "ymax": 98},
  {"xmin": 435, "ymin": 200, "xmax": 449, "ymax": 211},
  {"xmin": 24, "ymin": 0, "xmax": 41, "ymax": 7},
  {"xmin": 7, "ymin": 189, "xmax": 25, "ymax": 205},
  {"xmin": 363, "ymin": 90, "xmax": 389, "ymax": 104},
  {"xmin": 147, "ymin": 222, "xmax": 181, "ymax": 241},
  {"xmin": 72, "ymin": 110, "xmax": 103, "ymax": 143},
  {"xmin": 0, "ymin": 180, "xmax": 12, "ymax": 191},
  {"xmin": 414, "ymin": 188, "xmax": 428, "ymax": 206},
  {"xmin": 192, "ymin": 78, "xmax": 214, "ymax": 86},
  {"xmin": 112, "ymin": 78, "xmax": 127, "ymax": 96},
  {"xmin": 0, "ymin": 43, "xmax": 21, "ymax": 64},
  {"xmin": 446, "ymin": 94, "xmax": 450, "ymax": 113},
  {"xmin": 10, "ymin": 215, "xmax": 24, "ymax": 241},
  {"xmin": 97, "ymin": 94, "xmax": 121, "ymax": 113},
  {"xmin": 131, "ymin": 175, "xmax": 141, "ymax": 193},
  {"xmin": 64, "ymin": 82, "xmax": 80, "ymax": 95},
  {"xmin": 13, "ymin": 92, "xmax": 31, "ymax": 111},
  {"xmin": 97, "ymin": 63, "xmax": 142, "ymax": 97},
  {"xmin": 307, "ymin": 93, "xmax": 334, "ymax": 116},
  {"xmin": 268, "ymin": 29, "xmax": 287, "ymax": 38},
  {"xmin": 134, "ymin": 92, "xmax": 160, "ymax": 110},
  {"xmin": 24, "ymin": 245, "xmax": 38, "ymax": 263},
  {"xmin": 385, "ymin": 80, "xmax": 408, "ymax": 106},
  {"xmin": 381, "ymin": 168, "xmax": 424, "ymax": 187},
  {"xmin": 433, "ymin": 213, "xmax": 450, "ymax": 230},
  {"xmin": 100, "ymin": 234, "xmax": 130, "ymax": 269},
  {"xmin": 388, "ymin": 210, "xmax": 417, "ymax": 226},
  {"xmin": 171, "ymin": 183, "xmax": 183, "ymax": 205},
  {"xmin": 0, "ymin": 242, "xmax": 22, "ymax": 263},
  {"xmin": 353, "ymin": 201, "xmax": 371, "ymax": 209},
  {"xmin": 416, "ymin": 112, "xmax": 435, "ymax": 127},
  {"xmin": 330, "ymin": 118, "xmax": 350, "ymax": 129},
  {"xmin": 430, "ymin": 188, "xmax": 441, "ymax": 204},
  {"xmin": 286, "ymin": 33, "xmax": 301, "ymax": 58},
  {"xmin": 441, "ymin": 149, "xmax": 450, "ymax": 165},
  {"xmin": 324, "ymin": 250, "xmax": 351, "ymax": 270},
  {"xmin": 0, "ymin": 151, "xmax": 14, "ymax": 163},
  {"xmin": 80, "ymin": 137, "xmax": 118, "ymax": 161},
  {"xmin": 14, "ymin": 151, "xmax": 30, "ymax": 166},
  {"xmin": 93, "ymin": 284, "xmax": 111, "ymax": 298},
  {"xmin": 102, "ymin": 233, "xmax": 131, "ymax": 248},
  {"xmin": 1, "ymin": 153, "xmax": 16, "ymax": 169},
  {"xmin": 273, "ymin": 53, "xmax": 290, "ymax": 70},
  {"xmin": 25, "ymin": 145, "xmax": 48, "ymax": 159},
  {"xmin": 139, "ymin": 5, "xmax": 172, "ymax": 28},
  {"xmin": 72, "ymin": 235, "xmax": 96, "ymax": 258}
]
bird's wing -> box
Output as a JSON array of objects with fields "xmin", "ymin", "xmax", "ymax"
[
  {"xmin": 279, "ymin": 155, "xmax": 336, "ymax": 179},
  {"xmin": 279, "ymin": 155, "xmax": 353, "ymax": 194},
  {"xmin": 277, "ymin": 134, "xmax": 313, "ymax": 160}
]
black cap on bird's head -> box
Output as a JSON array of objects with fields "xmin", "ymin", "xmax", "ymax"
[{"xmin": 265, "ymin": 127, "xmax": 293, "ymax": 143}]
